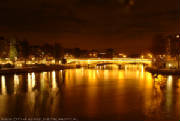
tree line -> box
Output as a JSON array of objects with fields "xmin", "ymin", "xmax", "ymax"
[{"xmin": 0, "ymin": 37, "xmax": 64, "ymax": 64}]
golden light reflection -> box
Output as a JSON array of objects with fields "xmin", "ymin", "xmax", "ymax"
[
  {"xmin": 32, "ymin": 72, "xmax": 35, "ymax": 89},
  {"xmin": 141, "ymin": 65, "xmax": 144, "ymax": 73},
  {"xmin": 136, "ymin": 69, "xmax": 139, "ymax": 78},
  {"xmin": 40, "ymin": 72, "xmax": 48, "ymax": 90},
  {"xmin": 166, "ymin": 75, "xmax": 173, "ymax": 111},
  {"xmin": 177, "ymin": 78, "xmax": 180, "ymax": 115},
  {"xmin": 88, "ymin": 70, "xmax": 96, "ymax": 81},
  {"xmin": 124, "ymin": 64, "xmax": 144, "ymax": 79},
  {"xmin": 140, "ymin": 65, "xmax": 144, "ymax": 80},
  {"xmin": 14, "ymin": 74, "xmax": 19, "ymax": 94},
  {"xmin": 167, "ymin": 75, "xmax": 173, "ymax": 90},
  {"xmin": 145, "ymin": 72, "xmax": 153, "ymax": 88},
  {"xmin": 155, "ymin": 75, "xmax": 164, "ymax": 82},
  {"xmin": 118, "ymin": 71, "xmax": 124, "ymax": 79},
  {"xmin": 146, "ymin": 72, "xmax": 153, "ymax": 82},
  {"xmin": 14, "ymin": 74, "xmax": 19, "ymax": 86},
  {"xmin": 179, "ymin": 78, "xmax": 180, "ymax": 91},
  {"xmin": 104, "ymin": 70, "xmax": 109, "ymax": 79},
  {"xmin": 28, "ymin": 73, "xmax": 32, "ymax": 92},
  {"xmin": 52, "ymin": 71, "xmax": 57, "ymax": 89},
  {"xmin": 115, "ymin": 70, "xmax": 125, "ymax": 90},
  {"xmin": 1, "ymin": 75, "xmax": 6, "ymax": 95},
  {"xmin": 28, "ymin": 73, "xmax": 36, "ymax": 92},
  {"xmin": 124, "ymin": 65, "xmax": 128, "ymax": 74}
]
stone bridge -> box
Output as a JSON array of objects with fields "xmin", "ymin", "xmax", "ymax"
[{"xmin": 66, "ymin": 58, "xmax": 152, "ymax": 67}]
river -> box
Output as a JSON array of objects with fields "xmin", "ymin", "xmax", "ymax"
[{"xmin": 0, "ymin": 64, "xmax": 180, "ymax": 121}]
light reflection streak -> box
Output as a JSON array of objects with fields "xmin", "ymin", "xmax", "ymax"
[
  {"xmin": 1, "ymin": 75, "xmax": 6, "ymax": 95},
  {"xmin": 52, "ymin": 71, "xmax": 57, "ymax": 89},
  {"xmin": 136, "ymin": 70, "xmax": 139, "ymax": 78},
  {"xmin": 14, "ymin": 74, "xmax": 19, "ymax": 86},
  {"xmin": 140, "ymin": 65, "xmax": 144, "ymax": 80},
  {"xmin": 167, "ymin": 75, "xmax": 173, "ymax": 90},
  {"xmin": 145, "ymin": 72, "xmax": 153, "ymax": 88},
  {"xmin": 32, "ymin": 72, "xmax": 35, "ymax": 89},
  {"xmin": 28, "ymin": 73, "xmax": 36, "ymax": 92},
  {"xmin": 88, "ymin": 70, "xmax": 96, "ymax": 82},
  {"xmin": 104, "ymin": 70, "xmax": 109, "ymax": 79},
  {"xmin": 118, "ymin": 71, "xmax": 124, "ymax": 79},
  {"xmin": 166, "ymin": 75, "xmax": 173, "ymax": 110},
  {"xmin": 14, "ymin": 74, "xmax": 19, "ymax": 94},
  {"xmin": 40, "ymin": 72, "xmax": 47, "ymax": 90},
  {"xmin": 28, "ymin": 73, "xmax": 32, "ymax": 92},
  {"xmin": 146, "ymin": 72, "xmax": 152, "ymax": 82}
]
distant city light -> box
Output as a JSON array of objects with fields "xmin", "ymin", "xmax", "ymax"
[
  {"xmin": 169, "ymin": 63, "xmax": 172, "ymax": 68},
  {"xmin": 148, "ymin": 53, "xmax": 153, "ymax": 58},
  {"xmin": 176, "ymin": 34, "xmax": 180, "ymax": 39},
  {"xmin": 123, "ymin": 55, "xmax": 127, "ymax": 58}
]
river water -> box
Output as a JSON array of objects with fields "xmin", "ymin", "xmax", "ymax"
[{"xmin": 0, "ymin": 64, "xmax": 180, "ymax": 121}]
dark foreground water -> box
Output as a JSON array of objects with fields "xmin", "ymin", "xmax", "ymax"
[{"xmin": 0, "ymin": 64, "xmax": 180, "ymax": 121}]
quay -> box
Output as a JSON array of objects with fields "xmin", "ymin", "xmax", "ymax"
[
  {"xmin": 0, "ymin": 65, "xmax": 77, "ymax": 75},
  {"xmin": 146, "ymin": 67, "xmax": 180, "ymax": 75}
]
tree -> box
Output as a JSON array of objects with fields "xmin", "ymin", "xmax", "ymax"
[
  {"xmin": 0, "ymin": 36, "xmax": 9, "ymax": 58},
  {"xmin": 73, "ymin": 48, "xmax": 81, "ymax": 58},
  {"xmin": 42, "ymin": 43, "xmax": 53, "ymax": 57},
  {"xmin": 151, "ymin": 34, "xmax": 168, "ymax": 55},
  {"xmin": 20, "ymin": 39, "xmax": 30, "ymax": 64},
  {"xmin": 9, "ymin": 38, "xmax": 18, "ymax": 63},
  {"xmin": 53, "ymin": 43, "xmax": 64, "ymax": 64},
  {"xmin": 105, "ymin": 48, "xmax": 114, "ymax": 58},
  {"xmin": 169, "ymin": 34, "xmax": 180, "ymax": 68}
]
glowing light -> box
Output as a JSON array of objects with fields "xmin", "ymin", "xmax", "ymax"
[
  {"xmin": 148, "ymin": 53, "xmax": 153, "ymax": 58},
  {"xmin": 169, "ymin": 64, "xmax": 172, "ymax": 68},
  {"xmin": 176, "ymin": 34, "xmax": 180, "ymax": 38},
  {"xmin": 123, "ymin": 55, "xmax": 127, "ymax": 58},
  {"xmin": 67, "ymin": 58, "xmax": 152, "ymax": 65}
]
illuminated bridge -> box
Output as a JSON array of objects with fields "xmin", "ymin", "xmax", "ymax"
[{"xmin": 66, "ymin": 58, "xmax": 152, "ymax": 67}]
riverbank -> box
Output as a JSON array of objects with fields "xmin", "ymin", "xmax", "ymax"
[
  {"xmin": 0, "ymin": 65, "xmax": 78, "ymax": 75},
  {"xmin": 145, "ymin": 67, "xmax": 180, "ymax": 75}
]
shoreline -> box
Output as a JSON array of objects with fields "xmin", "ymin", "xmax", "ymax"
[
  {"xmin": 0, "ymin": 65, "xmax": 77, "ymax": 75},
  {"xmin": 145, "ymin": 67, "xmax": 180, "ymax": 75}
]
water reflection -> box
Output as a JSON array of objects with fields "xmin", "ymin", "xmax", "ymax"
[
  {"xmin": 0, "ymin": 65, "xmax": 179, "ymax": 121},
  {"xmin": 52, "ymin": 71, "xmax": 57, "ymax": 89},
  {"xmin": 1, "ymin": 76, "xmax": 6, "ymax": 95},
  {"xmin": 0, "ymin": 71, "xmax": 65, "ymax": 95}
]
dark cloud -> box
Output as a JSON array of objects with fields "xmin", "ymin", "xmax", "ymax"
[{"xmin": 0, "ymin": 0, "xmax": 179, "ymax": 53}]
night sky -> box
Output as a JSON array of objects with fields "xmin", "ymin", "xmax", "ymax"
[{"xmin": 0, "ymin": 0, "xmax": 179, "ymax": 53}]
